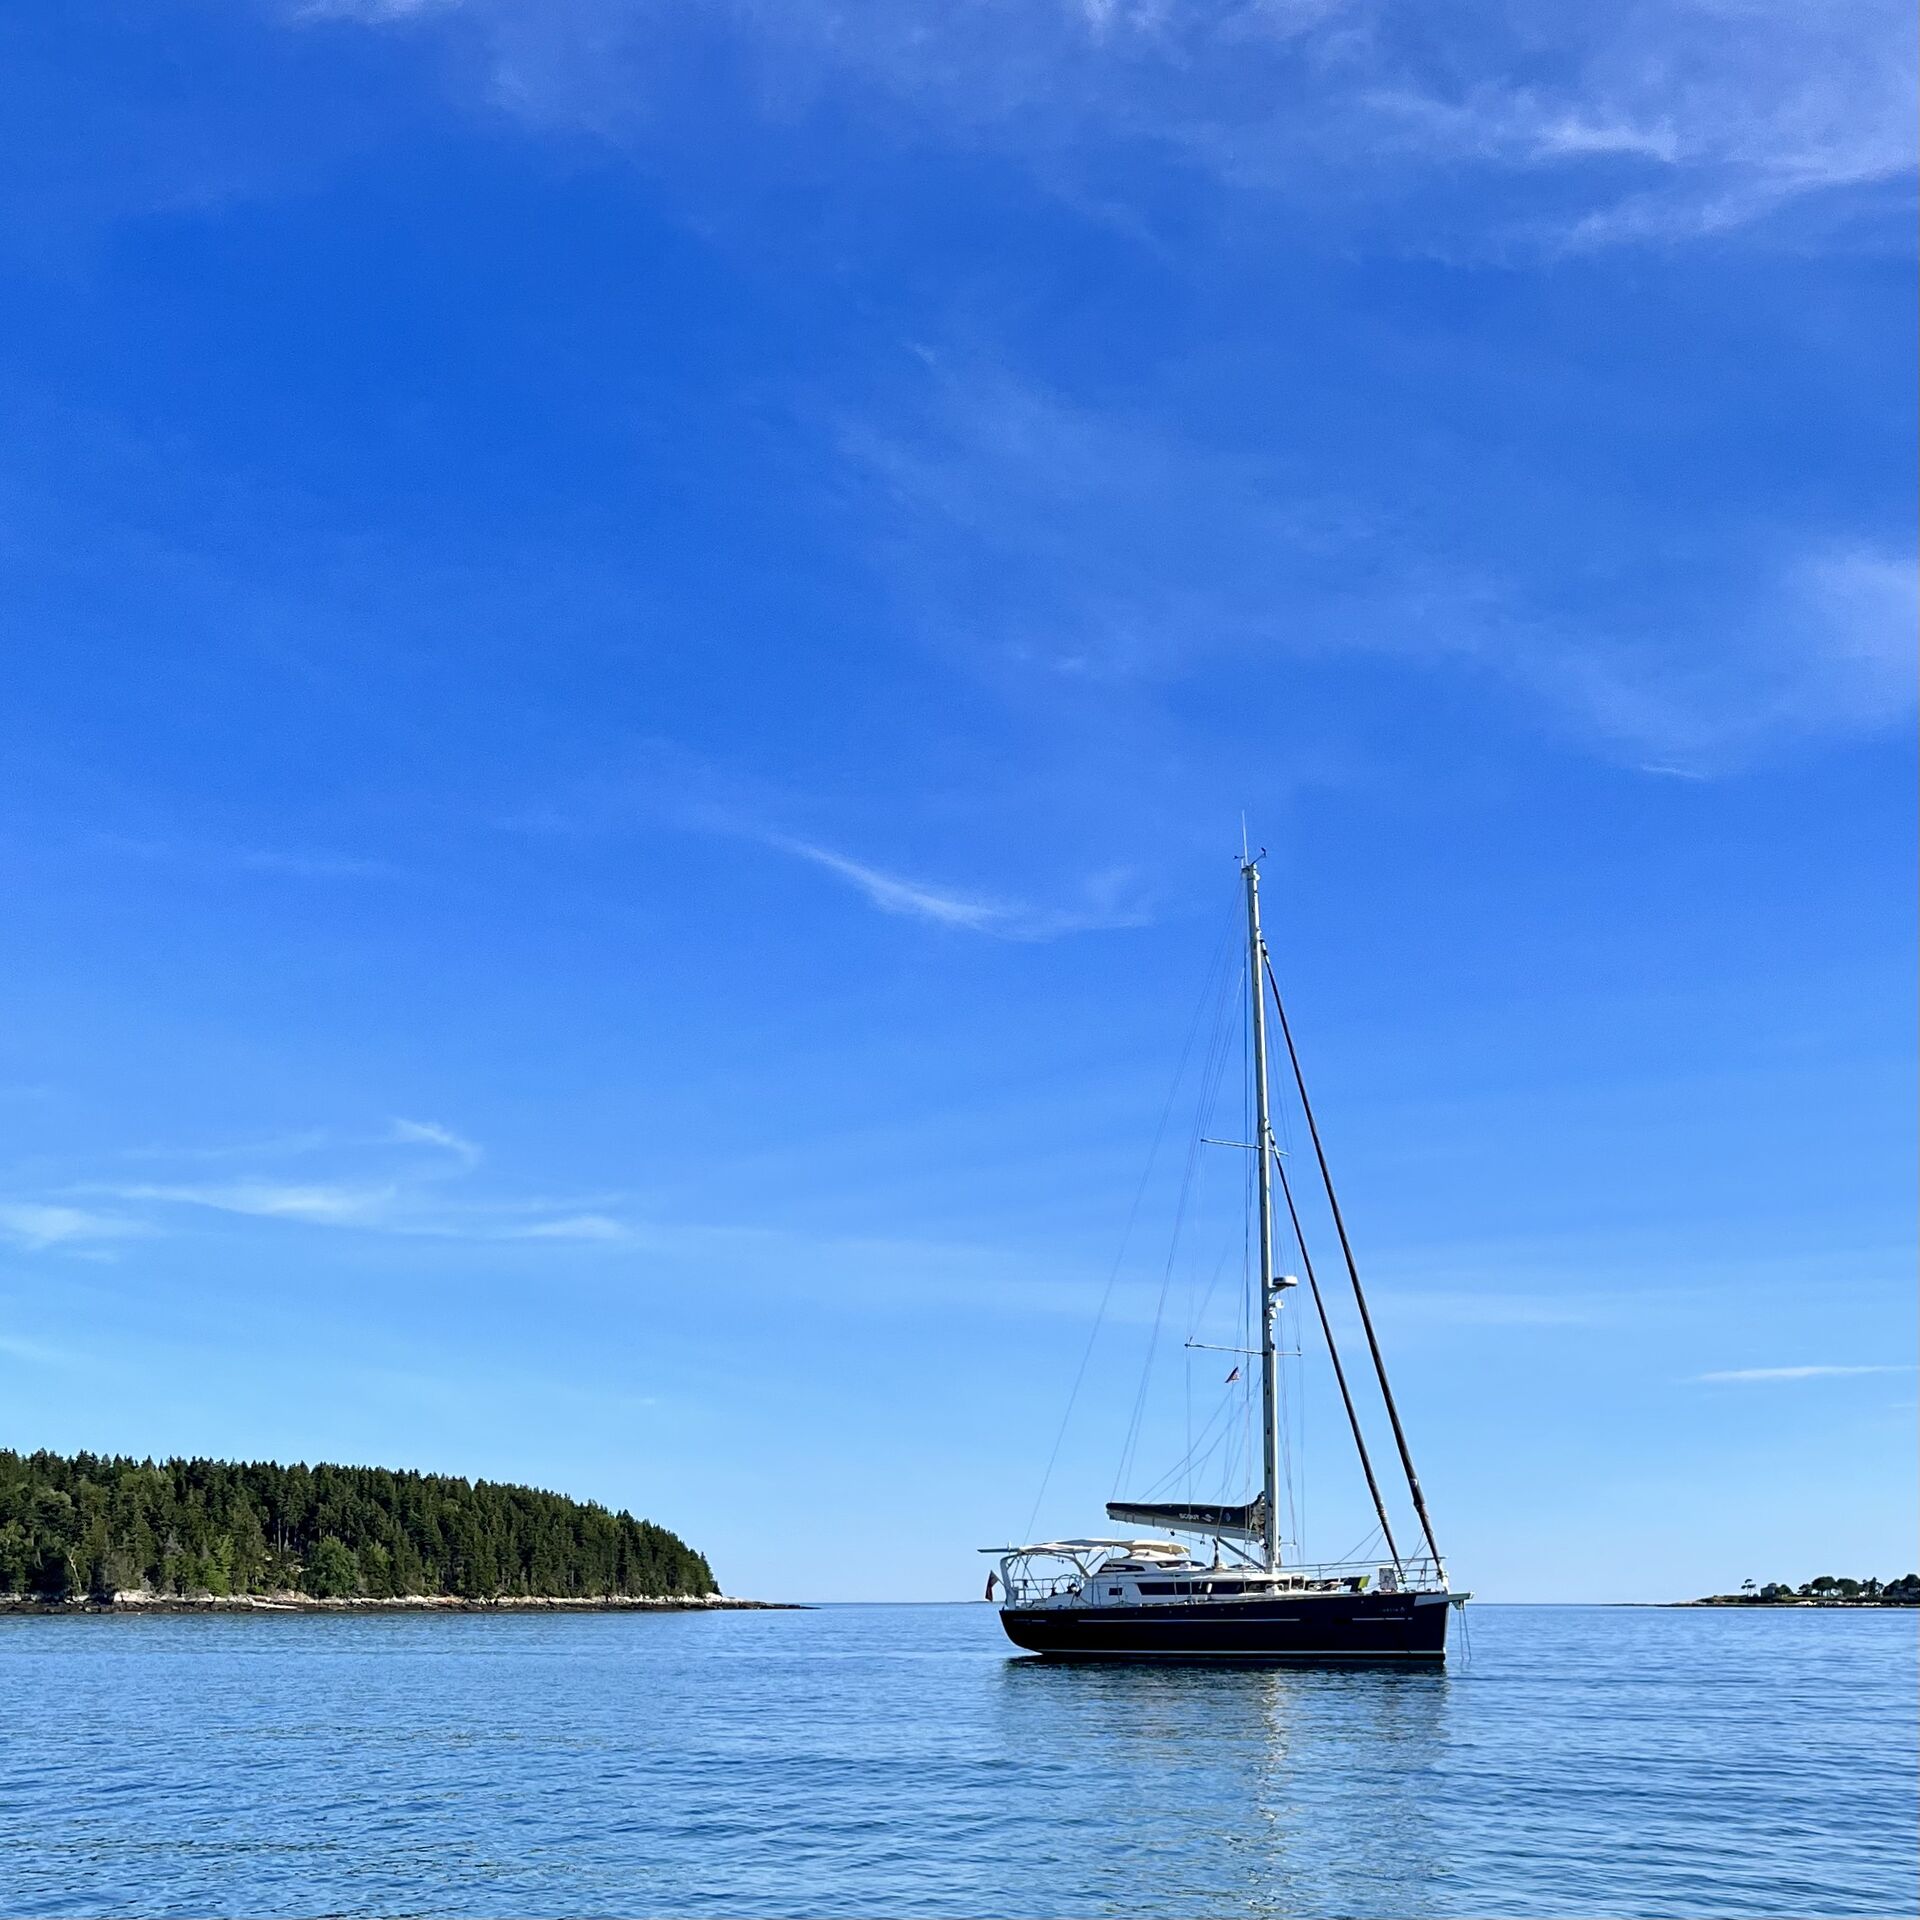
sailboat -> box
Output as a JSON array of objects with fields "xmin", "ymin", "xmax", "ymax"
[{"xmin": 982, "ymin": 851, "xmax": 1466, "ymax": 1659}]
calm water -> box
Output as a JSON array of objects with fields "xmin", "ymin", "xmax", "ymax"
[{"xmin": 1, "ymin": 1604, "xmax": 1913, "ymax": 1917}]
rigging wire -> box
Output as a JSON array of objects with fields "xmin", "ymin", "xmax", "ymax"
[
  {"xmin": 1113, "ymin": 945, "xmax": 1242, "ymax": 1496},
  {"xmin": 1274, "ymin": 1143, "xmax": 1402, "ymax": 1567},
  {"xmin": 1265, "ymin": 949, "xmax": 1443, "ymax": 1566},
  {"xmin": 1183, "ymin": 1330, "xmax": 1192, "ymax": 1505},
  {"xmin": 1019, "ymin": 901, "xmax": 1238, "ymax": 1543},
  {"xmin": 1274, "ymin": 1056, "xmax": 1307, "ymax": 1559},
  {"xmin": 1138, "ymin": 1387, "xmax": 1243, "ymax": 1499},
  {"xmin": 1277, "ymin": 1329, "xmax": 1300, "ymax": 1557},
  {"xmin": 1181, "ymin": 1242, "xmax": 1237, "ymax": 1513},
  {"xmin": 1329, "ymin": 1520, "xmax": 1388, "ymax": 1568},
  {"xmin": 1184, "ymin": 1245, "xmax": 1236, "ymax": 1346}
]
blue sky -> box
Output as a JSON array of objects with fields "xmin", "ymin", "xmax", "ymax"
[{"xmin": 1, "ymin": 1, "xmax": 1913, "ymax": 1601}]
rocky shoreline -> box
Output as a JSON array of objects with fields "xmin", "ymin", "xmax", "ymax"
[
  {"xmin": 0, "ymin": 1591, "xmax": 802, "ymax": 1615},
  {"xmin": 1677, "ymin": 1596, "xmax": 1917, "ymax": 1609}
]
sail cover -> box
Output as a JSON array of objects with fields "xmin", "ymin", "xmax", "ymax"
[{"xmin": 1105, "ymin": 1496, "xmax": 1267, "ymax": 1541}]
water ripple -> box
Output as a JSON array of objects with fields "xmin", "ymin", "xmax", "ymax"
[{"xmin": 0, "ymin": 1605, "xmax": 1913, "ymax": 1916}]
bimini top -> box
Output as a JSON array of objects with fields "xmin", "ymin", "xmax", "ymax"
[{"xmin": 977, "ymin": 1538, "xmax": 1187, "ymax": 1558}]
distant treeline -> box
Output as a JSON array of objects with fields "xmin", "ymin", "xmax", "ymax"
[
  {"xmin": 1703, "ymin": 1575, "xmax": 1919, "ymax": 1605},
  {"xmin": 0, "ymin": 1450, "xmax": 716, "ymax": 1602}
]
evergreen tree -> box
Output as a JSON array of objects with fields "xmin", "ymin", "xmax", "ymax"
[
  {"xmin": 302, "ymin": 1536, "xmax": 360, "ymax": 1598},
  {"xmin": 0, "ymin": 1450, "xmax": 717, "ymax": 1601}
]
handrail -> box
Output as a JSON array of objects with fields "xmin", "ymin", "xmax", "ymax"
[{"xmin": 999, "ymin": 1553, "xmax": 1447, "ymax": 1606}]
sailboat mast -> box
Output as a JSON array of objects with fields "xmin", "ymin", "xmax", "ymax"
[{"xmin": 1243, "ymin": 857, "xmax": 1284, "ymax": 1574}]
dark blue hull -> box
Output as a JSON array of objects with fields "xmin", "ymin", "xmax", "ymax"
[{"xmin": 1000, "ymin": 1591, "xmax": 1451, "ymax": 1660}]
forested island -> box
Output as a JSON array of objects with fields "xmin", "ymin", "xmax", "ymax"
[
  {"xmin": 0, "ymin": 1449, "xmax": 724, "ymax": 1608},
  {"xmin": 1688, "ymin": 1574, "xmax": 1920, "ymax": 1607}
]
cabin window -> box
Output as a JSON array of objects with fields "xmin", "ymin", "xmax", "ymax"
[
  {"xmin": 1206, "ymin": 1582, "xmax": 1244, "ymax": 1596},
  {"xmin": 1139, "ymin": 1582, "xmax": 1176, "ymax": 1595},
  {"xmin": 1107, "ymin": 1587, "xmax": 1122, "ymax": 1597}
]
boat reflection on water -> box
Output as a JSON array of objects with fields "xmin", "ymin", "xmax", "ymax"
[{"xmin": 993, "ymin": 1653, "xmax": 1452, "ymax": 1912}]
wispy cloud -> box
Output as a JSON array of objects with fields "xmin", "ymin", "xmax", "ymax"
[
  {"xmin": 0, "ymin": 1331, "xmax": 80, "ymax": 1367},
  {"xmin": 765, "ymin": 833, "xmax": 1149, "ymax": 939},
  {"xmin": 751, "ymin": 832, "xmax": 1140, "ymax": 939},
  {"xmin": 1695, "ymin": 1363, "xmax": 1913, "ymax": 1383},
  {"xmin": 839, "ymin": 359, "xmax": 1916, "ymax": 771},
  {"xmin": 1359, "ymin": 7, "xmax": 1915, "ymax": 249},
  {"xmin": 386, "ymin": 1117, "xmax": 483, "ymax": 1164},
  {"xmin": 0, "ymin": 1201, "xmax": 149, "ymax": 1251},
  {"xmin": 768, "ymin": 836, "xmax": 1011, "ymax": 931},
  {"xmin": 107, "ymin": 1180, "xmax": 403, "ymax": 1225},
  {"xmin": 122, "ymin": 1119, "xmax": 482, "ymax": 1168},
  {"xmin": 89, "ymin": 833, "xmax": 396, "ymax": 881},
  {"xmin": 304, "ymin": 0, "xmax": 1915, "ymax": 250},
  {"xmin": 76, "ymin": 1120, "xmax": 485, "ymax": 1233},
  {"xmin": 91, "ymin": 1178, "xmax": 638, "ymax": 1241},
  {"xmin": 509, "ymin": 738, "xmax": 1151, "ymax": 939},
  {"xmin": 59, "ymin": 1118, "xmax": 643, "ymax": 1245},
  {"xmin": 120, "ymin": 1128, "xmax": 334, "ymax": 1163},
  {"xmin": 1522, "ymin": 542, "xmax": 1920, "ymax": 768},
  {"xmin": 502, "ymin": 1212, "xmax": 634, "ymax": 1242}
]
